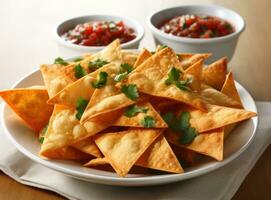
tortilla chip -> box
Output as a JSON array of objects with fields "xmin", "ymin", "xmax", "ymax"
[
  {"xmin": 113, "ymin": 101, "xmax": 168, "ymax": 128},
  {"xmin": 134, "ymin": 48, "xmax": 152, "ymax": 68},
  {"xmin": 178, "ymin": 104, "xmax": 256, "ymax": 133},
  {"xmin": 40, "ymin": 64, "xmax": 74, "ymax": 98},
  {"xmin": 178, "ymin": 53, "xmax": 211, "ymax": 69},
  {"xmin": 0, "ymin": 88, "xmax": 53, "ymax": 131},
  {"xmin": 165, "ymin": 128, "xmax": 224, "ymax": 161},
  {"xmin": 84, "ymin": 157, "xmax": 109, "ymax": 167},
  {"xmin": 200, "ymin": 84, "xmax": 243, "ymax": 108},
  {"xmin": 72, "ymin": 137, "xmax": 102, "ymax": 158},
  {"xmin": 121, "ymin": 51, "xmax": 138, "ymax": 66},
  {"xmin": 184, "ymin": 59, "xmax": 203, "ymax": 91},
  {"xmin": 47, "ymin": 63, "xmax": 118, "ymax": 107},
  {"xmin": 94, "ymin": 128, "xmax": 163, "ymax": 177},
  {"xmin": 127, "ymin": 48, "xmax": 207, "ymax": 111},
  {"xmin": 202, "ymin": 57, "xmax": 227, "ymax": 90},
  {"xmin": 136, "ymin": 135, "xmax": 183, "ymax": 173},
  {"xmin": 39, "ymin": 105, "xmax": 108, "ymax": 158},
  {"xmin": 171, "ymin": 144, "xmax": 196, "ymax": 166},
  {"xmin": 221, "ymin": 72, "xmax": 243, "ymax": 106}
]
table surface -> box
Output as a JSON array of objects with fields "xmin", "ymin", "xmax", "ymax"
[{"xmin": 0, "ymin": 0, "xmax": 270, "ymax": 199}]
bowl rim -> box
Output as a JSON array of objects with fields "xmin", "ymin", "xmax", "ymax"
[
  {"xmin": 55, "ymin": 14, "xmax": 145, "ymax": 50},
  {"xmin": 146, "ymin": 4, "xmax": 246, "ymax": 44}
]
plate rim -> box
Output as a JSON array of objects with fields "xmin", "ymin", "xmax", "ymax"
[{"xmin": 1, "ymin": 61, "xmax": 258, "ymax": 186}]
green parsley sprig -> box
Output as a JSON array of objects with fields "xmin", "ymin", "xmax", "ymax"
[
  {"xmin": 165, "ymin": 67, "xmax": 192, "ymax": 91},
  {"xmin": 75, "ymin": 97, "xmax": 89, "ymax": 120},
  {"xmin": 140, "ymin": 115, "xmax": 155, "ymax": 128},
  {"xmin": 114, "ymin": 63, "xmax": 134, "ymax": 82},
  {"xmin": 54, "ymin": 57, "xmax": 68, "ymax": 66},
  {"xmin": 74, "ymin": 64, "xmax": 87, "ymax": 79},
  {"xmin": 121, "ymin": 84, "xmax": 139, "ymax": 101},
  {"xmin": 89, "ymin": 59, "xmax": 109, "ymax": 72},
  {"xmin": 91, "ymin": 72, "xmax": 108, "ymax": 88},
  {"xmin": 124, "ymin": 105, "xmax": 148, "ymax": 117}
]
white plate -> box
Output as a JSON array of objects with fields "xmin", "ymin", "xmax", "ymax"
[{"xmin": 1, "ymin": 66, "xmax": 258, "ymax": 186}]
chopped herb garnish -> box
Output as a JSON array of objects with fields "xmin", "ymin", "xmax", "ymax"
[
  {"xmin": 124, "ymin": 105, "xmax": 148, "ymax": 117},
  {"xmin": 182, "ymin": 22, "xmax": 188, "ymax": 29},
  {"xmin": 121, "ymin": 84, "xmax": 139, "ymax": 101},
  {"xmin": 75, "ymin": 97, "xmax": 89, "ymax": 120},
  {"xmin": 161, "ymin": 45, "xmax": 168, "ymax": 49},
  {"xmin": 39, "ymin": 137, "xmax": 44, "ymax": 144},
  {"xmin": 164, "ymin": 67, "xmax": 192, "ymax": 91},
  {"xmin": 73, "ymin": 57, "xmax": 83, "ymax": 62},
  {"xmin": 120, "ymin": 63, "xmax": 134, "ymax": 73},
  {"xmin": 91, "ymin": 71, "xmax": 108, "ymax": 88},
  {"xmin": 165, "ymin": 67, "xmax": 181, "ymax": 85},
  {"xmin": 114, "ymin": 71, "xmax": 128, "ymax": 82},
  {"xmin": 74, "ymin": 64, "xmax": 87, "ymax": 79},
  {"xmin": 54, "ymin": 57, "xmax": 68, "ymax": 66},
  {"xmin": 141, "ymin": 115, "xmax": 156, "ymax": 128},
  {"xmin": 88, "ymin": 59, "xmax": 109, "ymax": 71},
  {"xmin": 162, "ymin": 111, "xmax": 198, "ymax": 144}
]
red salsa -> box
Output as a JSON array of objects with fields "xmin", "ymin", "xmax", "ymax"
[
  {"xmin": 62, "ymin": 21, "xmax": 136, "ymax": 46},
  {"xmin": 159, "ymin": 15, "xmax": 234, "ymax": 38}
]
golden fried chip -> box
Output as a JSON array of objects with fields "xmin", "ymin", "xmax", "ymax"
[
  {"xmin": 200, "ymin": 84, "xmax": 242, "ymax": 108},
  {"xmin": 127, "ymin": 48, "xmax": 207, "ymax": 111},
  {"xmin": 47, "ymin": 63, "xmax": 118, "ymax": 107},
  {"xmin": 178, "ymin": 53, "xmax": 211, "ymax": 69},
  {"xmin": 0, "ymin": 88, "xmax": 53, "ymax": 131},
  {"xmin": 94, "ymin": 128, "xmax": 163, "ymax": 177},
  {"xmin": 39, "ymin": 105, "xmax": 108, "ymax": 158},
  {"xmin": 178, "ymin": 104, "xmax": 256, "ymax": 132},
  {"xmin": 221, "ymin": 72, "xmax": 243, "ymax": 106},
  {"xmin": 184, "ymin": 59, "xmax": 203, "ymax": 91},
  {"xmin": 134, "ymin": 48, "xmax": 152, "ymax": 68},
  {"xmin": 84, "ymin": 157, "xmax": 109, "ymax": 167},
  {"xmin": 72, "ymin": 137, "xmax": 102, "ymax": 158},
  {"xmin": 165, "ymin": 128, "xmax": 224, "ymax": 161},
  {"xmin": 40, "ymin": 64, "xmax": 73, "ymax": 98},
  {"xmin": 113, "ymin": 101, "xmax": 168, "ymax": 128},
  {"xmin": 121, "ymin": 51, "xmax": 138, "ymax": 66},
  {"xmin": 136, "ymin": 135, "xmax": 183, "ymax": 173},
  {"xmin": 202, "ymin": 57, "xmax": 227, "ymax": 90}
]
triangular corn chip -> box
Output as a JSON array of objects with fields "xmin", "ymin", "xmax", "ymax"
[
  {"xmin": 177, "ymin": 104, "xmax": 256, "ymax": 133},
  {"xmin": 40, "ymin": 64, "xmax": 73, "ymax": 98},
  {"xmin": 202, "ymin": 57, "xmax": 227, "ymax": 90},
  {"xmin": 121, "ymin": 51, "xmax": 138, "ymax": 66},
  {"xmin": 184, "ymin": 59, "xmax": 203, "ymax": 91},
  {"xmin": 40, "ymin": 105, "xmax": 108, "ymax": 158},
  {"xmin": 94, "ymin": 128, "xmax": 163, "ymax": 177},
  {"xmin": 136, "ymin": 135, "xmax": 183, "ymax": 173},
  {"xmin": 113, "ymin": 101, "xmax": 168, "ymax": 128},
  {"xmin": 165, "ymin": 128, "xmax": 224, "ymax": 161},
  {"xmin": 200, "ymin": 84, "xmax": 242, "ymax": 108},
  {"xmin": 84, "ymin": 157, "xmax": 109, "ymax": 167},
  {"xmin": 0, "ymin": 88, "xmax": 53, "ymax": 131},
  {"xmin": 127, "ymin": 48, "xmax": 207, "ymax": 111},
  {"xmin": 72, "ymin": 137, "xmax": 102, "ymax": 158},
  {"xmin": 134, "ymin": 48, "xmax": 152, "ymax": 68},
  {"xmin": 47, "ymin": 63, "xmax": 118, "ymax": 107},
  {"xmin": 221, "ymin": 72, "xmax": 243, "ymax": 106},
  {"xmin": 178, "ymin": 53, "xmax": 211, "ymax": 69}
]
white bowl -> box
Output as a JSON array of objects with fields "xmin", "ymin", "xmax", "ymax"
[
  {"xmin": 147, "ymin": 5, "xmax": 246, "ymax": 63},
  {"xmin": 55, "ymin": 15, "xmax": 144, "ymax": 55},
  {"xmin": 1, "ymin": 53, "xmax": 258, "ymax": 186}
]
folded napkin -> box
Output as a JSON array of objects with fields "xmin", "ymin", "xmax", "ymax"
[{"xmin": 0, "ymin": 102, "xmax": 270, "ymax": 200}]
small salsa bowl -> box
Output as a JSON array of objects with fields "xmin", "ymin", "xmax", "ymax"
[
  {"xmin": 55, "ymin": 15, "xmax": 144, "ymax": 55},
  {"xmin": 147, "ymin": 5, "xmax": 245, "ymax": 63}
]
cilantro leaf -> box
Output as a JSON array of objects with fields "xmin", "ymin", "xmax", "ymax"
[
  {"xmin": 75, "ymin": 97, "xmax": 89, "ymax": 120},
  {"xmin": 39, "ymin": 137, "xmax": 44, "ymax": 144},
  {"xmin": 91, "ymin": 72, "xmax": 108, "ymax": 88},
  {"xmin": 54, "ymin": 57, "xmax": 68, "ymax": 66},
  {"xmin": 162, "ymin": 112, "xmax": 182, "ymax": 132},
  {"xmin": 165, "ymin": 67, "xmax": 181, "ymax": 85},
  {"xmin": 121, "ymin": 84, "xmax": 139, "ymax": 101},
  {"xmin": 175, "ymin": 78, "xmax": 192, "ymax": 91},
  {"xmin": 124, "ymin": 105, "xmax": 148, "ymax": 117},
  {"xmin": 180, "ymin": 127, "xmax": 198, "ymax": 144},
  {"xmin": 74, "ymin": 64, "xmax": 87, "ymax": 79},
  {"xmin": 114, "ymin": 72, "xmax": 128, "ymax": 82},
  {"xmin": 73, "ymin": 57, "xmax": 83, "ymax": 62},
  {"xmin": 140, "ymin": 115, "xmax": 155, "ymax": 128},
  {"xmin": 161, "ymin": 45, "xmax": 168, "ymax": 49},
  {"xmin": 120, "ymin": 63, "xmax": 134, "ymax": 73},
  {"xmin": 88, "ymin": 59, "xmax": 109, "ymax": 71},
  {"xmin": 179, "ymin": 111, "xmax": 190, "ymax": 131}
]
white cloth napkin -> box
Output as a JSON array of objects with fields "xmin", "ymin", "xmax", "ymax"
[{"xmin": 0, "ymin": 102, "xmax": 270, "ymax": 200}]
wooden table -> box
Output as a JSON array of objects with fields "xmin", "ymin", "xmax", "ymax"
[{"xmin": 0, "ymin": 0, "xmax": 270, "ymax": 199}]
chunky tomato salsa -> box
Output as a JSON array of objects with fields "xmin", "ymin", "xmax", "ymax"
[
  {"xmin": 62, "ymin": 21, "xmax": 136, "ymax": 46},
  {"xmin": 159, "ymin": 15, "xmax": 234, "ymax": 39}
]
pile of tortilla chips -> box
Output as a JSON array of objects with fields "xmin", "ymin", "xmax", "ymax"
[{"xmin": 0, "ymin": 39, "xmax": 257, "ymax": 177}]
